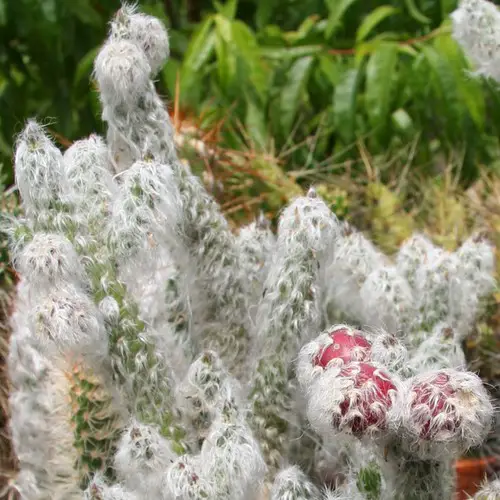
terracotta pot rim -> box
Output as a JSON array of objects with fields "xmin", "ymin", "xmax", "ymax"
[{"xmin": 456, "ymin": 456, "xmax": 498, "ymax": 470}]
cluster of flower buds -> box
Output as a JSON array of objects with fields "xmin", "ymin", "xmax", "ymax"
[
  {"xmin": 399, "ymin": 369, "xmax": 493, "ymax": 460},
  {"xmin": 297, "ymin": 323, "xmax": 494, "ymax": 498},
  {"xmin": 297, "ymin": 325, "xmax": 399, "ymax": 439}
]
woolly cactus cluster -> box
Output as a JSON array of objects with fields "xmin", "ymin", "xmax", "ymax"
[{"xmin": 2, "ymin": 3, "xmax": 499, "ymax": 500}]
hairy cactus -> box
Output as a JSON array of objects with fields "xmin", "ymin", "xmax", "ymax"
[{"xmin": 3, "ymin": 4, "xmax": 498, "ymax": 500}]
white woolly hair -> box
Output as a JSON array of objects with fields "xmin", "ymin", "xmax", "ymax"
[
  {"xmin": 358, "ymin": 265, "xmax": 414, "ymax": 335},
  {"xmin": 109, "ymin": 159, "xmax": 180, "ymax": 256},
  {"xmin": 62, "ymin": 134, "xmax": 117, "ymax": 212},
  {"xmin": 236, "ymin": 215, "xmax": 276, "ymax": 312},
  {"xmin": 176, "ymin": 350, "xmax": 243, "ymax": 446},
  {"xmin": 396, "ymin": 232, "xmax": 436, "ymax": 288},
  {"xmin": 99, "ymin": 295, "xmax": 121, "ymax": 324},
  {"xmin": 8, "ymin": 319, "xmax": 81, "ymax": 500},
  {"xmin": 270, "ymin": 465, "xmax": 322, "ymax": 500},
  {"xmin": 200, "ymin": 404, "xmax": 267, "ymax": 499},
  {"xmin": 84, "ymin": 473, "xmax": 139, "ymax": 500},
  {"xmin": 452, "ymin": 0, "xmax": 500, "ymax": 82},
  {"xmin": 94, "ymin": 39, "xmax": 151, "ymax": 105},
  {"xmin": 277, "ymin": 188, "xmax": 339, "ymax": 255},
  {"xmin": 368, "ymin": 330, "xmax": 409, "ymax": 376},
  {"xmin": 15, "ymin": 233, "xmax": 86, "ymax": 290},
  {"xmin": 322, "ymin": 228, "xmax": 389, "ymax": 325},
  {"xmin": 413, "ymin": 247, "xmax": 459, "ymax": 330},
  {"xmin": 110, "ymin": 3, "xmax": 170, "ymax": 75},
  {"xmin": 399, "ymin": 368, "xmax": 494, "ymax": 460},
  {"xmin": 408, "ymin": 323, "xmax": 467, "ymax": 373},
  {"xmin": 30, "ymin": 283, "xmax": 108, "ymax": 364},
  {"xmin": 473, "ymin": 478, "xmax": 500, "ymax": 499},
  {"xmin": 14, "ymin": 120, "xmax": 63, "ymax": 213},
  {"xmin": 163, "ymin": 455, "xmax": 215, "ymax": 499},
  {"xmin": 114, "ymin": 419, "xmax": 176, "ymax": 497},
  {"xmin": 322, "ymin": 473, "xmax": 369, "ymax": 499},
  {"xmin": 450, "ymin": 233, "xmax": 496, "ymax": 338}
]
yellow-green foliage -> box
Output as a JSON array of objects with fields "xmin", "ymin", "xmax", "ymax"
[{"xmin": 363, "ymin": 182, "xmax": 415, "ymax": 254}]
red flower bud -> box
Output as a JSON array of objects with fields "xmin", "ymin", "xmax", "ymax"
[
  {"xmin": 314, "ymin": 327, "xmax": 371, "ymax": 368},
  {"xmin": 334, "ymin": 362, "xmax": 396, "ymax": 435},
  {"xmin": 409, "ymin": 372, "xmax": 458, "ymax": 440}
]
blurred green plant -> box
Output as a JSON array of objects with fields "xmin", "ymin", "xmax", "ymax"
[
  {"xmin": 0, "ymin": 164, "xmax": 18, "ymax": 289},
  {"xmin": 176, "ymin": 0, "xmax": 500, "ymax": 185},
  {"xmin": 1, "ymin": 0, "xmax": 500, "ymax": 191}
]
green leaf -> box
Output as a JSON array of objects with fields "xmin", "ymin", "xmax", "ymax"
[
  {"xmin": 0, "ymin": 0, "xmax": 7, "ymax": 26},
  {"xmin": 66, "ymin": 0, "xmax": 102, "ymax": 26},
  {"xmin": 325, "ymin": 0, "xmax": 358, "ymax": 39},
  {"xmin": 280, "ymin": 56, "xmax": 315, "ymax": 137},
  {"xmin": 365, "ymin": 42, "xmax": 399, "ymax": 132},
  {"xmin": 356, "ymin": 6, "xmax": 399, "ymax": 43},
  {"xmin": 41, "ymin": 0, "xmax": 57, "ymax": 23},
  {"xmin": 392, "ymin": 108, "xmax": 414, "ymax": 136},
  {"xmin": 231, "ymin": 21, "xmax": 269, "ymax": 101},
  {"xmin": 73, "ymin": 47, "xmax": 99, "ymax": 89},
  {"xmin": 333, "ymin": 67, "xmax": 362, "ymax": 143},
  {"xmin": 421, "ymin": 44, "xmax": 463, "ymax": 140},
  {"xmin": 261, "ymin": 45, "xmax": 323, "ymax": 60},
  {"xmin": 180, "ymin": 17, "xmax": 216, "ymax": 105},
  {"xmin": 256, "ymin": 0, "xmax": 278, "ymax": 29},
  {"xmin": 357, "ymin": 464, "xmax": 382, "ymax": 500},
  {"xmin": 245, "ymin": 96, "xmax": 268, "ymax": 149},
  {"xmin": 162, "ymin": 58, "xmax": 181, "ymax": 97},
  {"xmin": 318, "ymin": 55, "xmax": 342, "ymax": 86},
  {"xmin": 182, "ymin": 16, "xmax": 216, "ymax": 73},
  {"xmin": 213, "ymin": 0, "xmax": 238, "ymax": 19},
  {"xmin": 283, "ymin": 15, "xmax": 320, "ymax": 44},
  {"xmin": 296, "ymin": 15, "xmax": 320, "ymax": 39},
  {"xmin": 434, "ymin": 35, "xmax": 485, "ymax": 130},
  {"xmin": 403, "ymin": 0, "xmax": 431, "ymax": 24},
  {"xmin": 440, "ymin": 0, "xmax": 456, "ymax": 17},
  {"xmin": 214, "ymin": 21, "xmax": 236, "ymax": 96},
  {"xmin": 214, "ymin": 14, "xmax": 233, "ymax": 43}
]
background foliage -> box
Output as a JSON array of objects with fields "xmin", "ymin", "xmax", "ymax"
[{"xmin": 1, "ymin": 0, "xmax": 500, "ymax": 189}]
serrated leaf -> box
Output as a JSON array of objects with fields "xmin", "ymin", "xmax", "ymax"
[
  {"xmin": 356, "ymin": 6, "xmax": 399, "ymax": 43},
  {"xmin": 333, "ymin": 67, "xmax": 362, "ymax": 143},
  {"xmin": 280, "ymin": 56, "xmax": 315, "ymax": 137},
  {"xmin": 365, "ymin": 42, "xmax": 399, "ymax": 132},
  {"xmin": 325, "ymin": 0, "xmax": 358, "ymax": 39}
]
